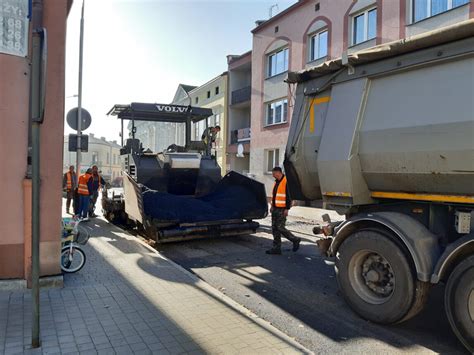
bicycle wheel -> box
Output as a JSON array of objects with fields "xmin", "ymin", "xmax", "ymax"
[{"xmin": 61, "ymin": 246, "xmax": 86, "ymax": 273}]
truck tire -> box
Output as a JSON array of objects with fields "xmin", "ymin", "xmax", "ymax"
[
  {"xmin": 335, "ymin": 230, "xmax": 422, "ymax": 324},
  {"xmin": 445, "ymin": 255, "xmax": 474, "ymax": 353}
]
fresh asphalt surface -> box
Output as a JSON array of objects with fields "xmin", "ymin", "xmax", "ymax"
[{"xmin": 152, "ymin": 214, "xmax": 468, "ymax": 354}]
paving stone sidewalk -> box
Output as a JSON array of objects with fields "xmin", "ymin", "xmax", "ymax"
[{"xmin": 0, "ymin": 217, "xmax": 308, "ymax": 355}]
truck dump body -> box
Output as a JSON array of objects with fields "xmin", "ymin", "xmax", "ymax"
[
  {"xmin": 284, "ymin": 21, "xmax": 474, "ymax": 352},
  {"xmin": 285, "ymin": 20, "xmax": 474, "ymax": 208}
]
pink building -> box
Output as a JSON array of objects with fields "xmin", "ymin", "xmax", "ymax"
[
  {"xmin": 250, "ymin": 0, "xmax": 474, "ymax": 196},
  {"xmin": 0, "ymin": 1, "xmax": 73, "ymax": 281}
]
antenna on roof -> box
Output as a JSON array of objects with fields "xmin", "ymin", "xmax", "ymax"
[{"xmin": 269, "ymin": 4, "xmax": 279, "ymax": 18}]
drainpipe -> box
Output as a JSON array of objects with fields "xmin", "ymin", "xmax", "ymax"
[{"xmin": 30, "ymin": 0, "xmax": 46, "ymax": 348}]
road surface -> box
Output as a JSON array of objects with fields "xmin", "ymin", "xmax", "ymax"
[{"xmin": 154, "ymin": 211, "xmax": 467, "ymax": 354}]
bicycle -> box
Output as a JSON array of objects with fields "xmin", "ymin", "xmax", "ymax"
[{"xmin": 61, "ymin": 217, "xmax": 90, "ymax": 273}]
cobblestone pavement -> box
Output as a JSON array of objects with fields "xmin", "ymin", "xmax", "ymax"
[{"xmin": 0, "ymin": 218, "xmax": 309, "ymax": 355}]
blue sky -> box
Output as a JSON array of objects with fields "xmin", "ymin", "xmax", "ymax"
[{"xmin": 65, "ymin": 0, "xmax": 295, "ymax": 141}]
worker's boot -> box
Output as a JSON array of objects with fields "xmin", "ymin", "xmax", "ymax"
[
  {"xmin": 292, "ymin": 238, "xmax": 301, "ymax": 252},
  {"xmin": 265, "ymin": 248, "xmax": 282, "ymax": 255}
]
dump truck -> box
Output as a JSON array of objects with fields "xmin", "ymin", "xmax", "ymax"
[
  {"xmin": 284, "ymin": 20, "xmax": 474, "ymax": 352},
  {"xmin": 102, "ymin": 102, "xmax": 268, "ymax": 242}
]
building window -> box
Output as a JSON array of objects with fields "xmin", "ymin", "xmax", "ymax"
[
  {"xmin": 92, "ymin": 152, "xmax": 98, "ymax": 165},
  {"xmin": 215, "ymin": 86, "xmax": 219, "ymax": 95},
  {"xmin": 352, "ymin": 8, "xmax": 377, "ymax": 45},
  {"xmin": 207, "ymin": 91, "xmax": 211, "ymax": 99},
  {"xmin": 309, "ymin": 29, "xmax": 328, "ymax": 61},
  {"xmin": 267, "ymin": 47, "xmax": 289, "ymax": 77},
  {"xmin": 194, "ymin": 122, "xmax": 200, "ymax": 140},
  {"xmin": 106, "ymin": 152, "xmax": 110, "ymax": 164},
  {"xmin": 266, "ymin": 98, "xmax": 288, "ymax": 126},
  {"xmin": 266, "ymin": 149, "xmax": 280, "ymax": 173},
  {"xmin": 413, "ymin": 0, "xmax": 469, "ymax": 22},
  {"xmin": 215, "ymin": 113, "xmax": 221, "ymax": 127},
  {"xmin": 195, "ymin": 97, "xmax": 199, "ymax": 104}
]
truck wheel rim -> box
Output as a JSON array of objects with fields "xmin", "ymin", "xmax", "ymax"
[
  {"xmin": 469, "ymin": 289, "xmax": 474, "ymax": 322},
  {"xmin": 349, "ymin": 250, "xmax": 395, "ymax": 305}
]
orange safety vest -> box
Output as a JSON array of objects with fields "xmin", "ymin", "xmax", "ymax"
[
  {"xmin": 77, "ymin": 173, "xmax": 91, "ymax": 196},
  {"xmin": 65, "ymin": 172, "xmax": 74, "ymax": 190},
  {"xmin": 274, "ymin": 176, "xmax": 288, "ymax": 208}
]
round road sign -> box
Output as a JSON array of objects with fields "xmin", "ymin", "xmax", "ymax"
[{"xmin": 67, "ymin": 107, "xmax": 92, "ymax": 131}]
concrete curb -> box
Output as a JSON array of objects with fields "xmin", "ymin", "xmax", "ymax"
[
  {"xmin": 0, "ymin": 275, "xmax": 63, "ymax": 291},
  {"xmin": 131, "ymin": 233, "xmax": 313, "ymax": 354}
]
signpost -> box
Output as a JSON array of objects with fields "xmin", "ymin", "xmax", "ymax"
[{"xmin": 68, "ymin": 134, "xmax": 88, "ymax": 152}]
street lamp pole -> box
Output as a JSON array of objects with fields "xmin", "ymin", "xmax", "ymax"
[{"xmin": 76, "ymin": 0, "xmax": 85, "ymax": 174}]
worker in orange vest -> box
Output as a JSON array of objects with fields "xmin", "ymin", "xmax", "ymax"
[
  {"xmin": 77, "ymin": 168, "xmax": 92, "ymax": 221},
  {"xmin": 62, "ymin": 165, "xmax": 77, "ymax": 214},
  {"xmin": 88, "ymin": 165, "xmax": 106, "ymax": 218},
  {"xmin": 266, "ymin": 166, "xmax": 301, "ymax": 255}
]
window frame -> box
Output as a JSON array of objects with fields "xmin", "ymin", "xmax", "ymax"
[
  {"xmin": 215, "ymin": 86, "xmax": 219, "ymax": 95},
  {"xmin": 265, "ymin": 98, "xmax": 288, "ymax": 127},
  {"xmin": 351, "ymin": 7, "xmax": 377, "ymax": 46},
  {"xmin": 266, "ymin": 148, "xmax": 280, "ymax": 173},
  {"xmin": 309, "ymin": 28, "xmax": 328, "ymax": 62},
  {"xmin": 411, "ymin": 0, "xmax": 469, "ymax": 23},
  {"xmin": 267, "ymin": 47, "xmax": 289, "ymax": 78}
]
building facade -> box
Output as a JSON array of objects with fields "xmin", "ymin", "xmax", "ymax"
[
  {"xmin": 249, "ymin": 0, "xmax": 473, "ymax": 197},
  {"xmin": 0, "ymin": 1, "xmax": 73, "ymax": 280},
  {"xmin": 63, "ymin": 134, "xmax": 122, "ymax": 180},
  {"xmin": 226, "ymin": 51, "xmax": 252, "ymax": 175}
]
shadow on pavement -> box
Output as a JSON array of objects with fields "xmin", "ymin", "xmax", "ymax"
[
  {"xmin": 153, "ymin": 230, "xmax": 467, "ymax": 354},
  {"xmin": 79, "ymin": 218, "xmax": 307, "ymax": 353}
]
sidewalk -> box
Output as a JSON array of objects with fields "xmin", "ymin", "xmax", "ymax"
[{"xmin": 0, "ymin": 215, "xmax": 309, "ymax": 355}]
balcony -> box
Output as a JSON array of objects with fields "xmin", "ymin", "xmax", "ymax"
[
  {"xmin": 231, "ymin": 86, "xmax": 251, "ymax": 106},
  {"xmin": 230, "ymin": 127, "xmax": 251, "ymax": 145}
]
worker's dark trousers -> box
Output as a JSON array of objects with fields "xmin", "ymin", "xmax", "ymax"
[
  {"xmin": 66, "ymin": 190, "xmax": 74, "ymax": 211},
  {"xmin": 271, "ymin": 208, "xmax": 298, "ymax": 249},
  {"xmin": 89, "ymin": 191, "xmax": 99, "ymax": 216}
]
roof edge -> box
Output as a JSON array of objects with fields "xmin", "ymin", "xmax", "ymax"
[{"xmin": 252, "ymin": 1, "xmax": 308, "ymax": 34}]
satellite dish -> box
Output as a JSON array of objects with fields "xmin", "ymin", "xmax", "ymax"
[{"xmin": 236, "ymin": 144, "xmax": 244, "ymax": 158}]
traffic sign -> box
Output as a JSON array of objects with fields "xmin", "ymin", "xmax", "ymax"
[
  {"xmin": 66, "ymin": 107, "xmax": 91, "ymax": 131},
  {"xmin": 68, "ymin": 134, "xmax": 89, "ymax": 152}
]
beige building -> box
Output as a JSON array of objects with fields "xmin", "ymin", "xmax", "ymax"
[
  {"xmin": 135, "ymin": 74, "xmax": 229, "ymax": 176},
  {"xmin": 63, "ymin": 134, "xmax": 122, "ymax": 180},
  {"xmin": 172, "ymin": 74, "xmax": 229, "ymax": 175}
]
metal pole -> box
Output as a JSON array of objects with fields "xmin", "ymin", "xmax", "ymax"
[
  {"xmin": 120, "ymin": 119, "xmax": 124, "ymax": 146},
  {"xmin": 31, "ymin": 121, "xmax": 40, "ymax": 348},
  {"xmin": 30, "ymin": 0, "xmax": 44, "ymax": 347},
  {"xmin": 76, "ymin": 0, "xmax": 85, "ymax": 174}
]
